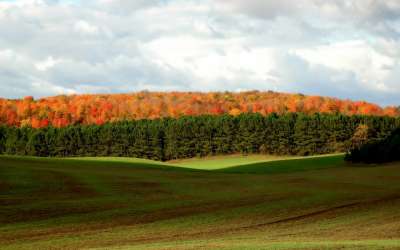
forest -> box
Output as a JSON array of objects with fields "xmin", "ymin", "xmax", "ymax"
[
  {"xmin": 0, "ymin": 91, "xmax": 399, "ymax": 128},
  {"xmin": 346, "ymin": 128, "xmax": 400, "ymax": 163},
  {"xmin": 1, "ymin": 113, "xmax": 399, "ymax": 161}
]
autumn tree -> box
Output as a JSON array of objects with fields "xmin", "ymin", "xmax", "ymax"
[
  {"xmin": 0, "ymin": 91, "xmax": 398, "ymax": 127},
  {"xmin": 350, "ymin": 124, "xmax": 370, "ymax": 150}
]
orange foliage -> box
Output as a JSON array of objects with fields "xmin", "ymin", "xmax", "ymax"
[
  {"xmin": 31, "ymin": 117, "xmax": 41, "ymax": 129},
  {"xmin": 0, "ymin": 91, "xmax": 398, "ymax": 128},
  {"xmin": 229, "ymin": 108, "xmax": 241, "ymax": 116}
]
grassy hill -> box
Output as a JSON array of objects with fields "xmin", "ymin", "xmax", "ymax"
[
  {"xmin": 168, "ymin": 154, "xmax": 299, "ymax": 170},
  {"xmin": 71, "ymin": 153, "xmax": 343, "ymax": 171},
  {"xmin": 1, "ymin": 155, "xmax": 400, "ymax": 249}
]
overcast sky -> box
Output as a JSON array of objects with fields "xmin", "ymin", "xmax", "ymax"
[{"xmin": 0, "ymin": 0, "xmax": 399, "ymax": 105}]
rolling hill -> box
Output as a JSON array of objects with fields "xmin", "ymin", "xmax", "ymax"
[{"xmin": 1, "ymin": 154, "xmax": 400, "ymax": 249}]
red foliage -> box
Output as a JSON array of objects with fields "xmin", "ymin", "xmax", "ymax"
[
  {"xmin": 52, "ymin": 117, "xmax": 69, "ymax": 128},
  {"xmin": 95, "ymin": 118, "xmax": 105, "ymax": 126},
  {"xmin": 0, "ymin": 91, "xmax": 398, "ymax": 128},
  {"xmin": 6, "ymin": 110, "xmax": 18, "ymax": 126},
  {"xmin": 40, "ymin": 119, "xmax": 50, "ymax": 128},
  {"xmin": 210, "ymin": 104, "xmax": 224, "ymax": 115}
]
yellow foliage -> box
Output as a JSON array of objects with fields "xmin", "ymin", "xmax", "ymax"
[{"xmin": 229, "ymin": 108, "xmax": 241, "ymax": 116}]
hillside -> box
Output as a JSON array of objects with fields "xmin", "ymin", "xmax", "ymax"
[
  {"xmin": 0, "ymin": 91, "xmax": 398, "ymax": 128},
  {"xmin": 1, "ymin": 155, "xmax": 400, "ymax": 249}
]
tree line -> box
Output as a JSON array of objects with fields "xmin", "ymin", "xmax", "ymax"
[
  {"xmin": 0, "ymin": 113, "xmax": 399, "ymax": 161},
  {"xmin": 1, "ymin": 91, "xmax": 399, "ymax": 128}
]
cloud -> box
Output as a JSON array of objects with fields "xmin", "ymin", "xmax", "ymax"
[
  {"xmin": 216, "ymin": 0, "xmax": 310, "ymax": 21},
  {"xmin": 35, "ymin": 56, "xmax": 62, "ymax": 71},
  {"xmin": 74, "ymin": 20, "xmax": 99, "ymax": 35},
  {"xmin": 95, "ymin": 0, "xmax": 163, "ymax": 14},
  {"xmin": 0, "ymin": 0, "xmax": 398, "ymax": 106},
  {"xmin": 292, "ymin": 40, "xmax": 396, "ymax": 92},
  {"xmin": 216, "ymin": 0, "xmax": 400, "ymax": 41}
]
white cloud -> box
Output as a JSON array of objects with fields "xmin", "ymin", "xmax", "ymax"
[
  {"xmin": 31, "ymin": 79, "xmax": 77, "ymax": 96},
  {"xmin": 74, "ymin": 20, "xmax": 99, "ymax": 35},
  {"xmin": 293, "ymin": 40, "xmax": 396, "ymax": 92},
  {"xmin": 0, "ymin": 0, "xmax": 398, "ymax": 105},
  {"xmin": 35, "ymin": 56, "xmax": 63, "ymax": 71}
]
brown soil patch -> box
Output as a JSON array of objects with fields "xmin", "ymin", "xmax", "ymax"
[{"xmin": 102, "ymin": 194, "xmax": 400, "ymax": 247}]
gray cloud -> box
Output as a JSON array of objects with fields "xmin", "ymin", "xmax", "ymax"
[
  {"xmin": 273, "ymin": 52, "xmax": 399, "ymax": 105},
  {"xmin": 96, "ymin": 0, "xmax": 164, "ymax": 14},
  {"xmin": 218, "ymin": 0, "xmax": 400, "ymax": 40},
  {"xmin": 0, "ymin": 0, "xmax": 398, "ymax": 106},
  {"xmin": 217, "ymin": 0, "xmax": 299, "ymax": 20}
]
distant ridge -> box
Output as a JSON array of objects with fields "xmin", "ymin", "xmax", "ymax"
[{"xmin": 0, "ymin": 91, "xmax": 398, "ymax": 127}]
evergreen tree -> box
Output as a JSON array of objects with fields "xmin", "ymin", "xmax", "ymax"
[
  {"xmin": 27, "ymin": 130, "xmax": 48, "ymax": 156},
  {"xmin": 0, "ymin": 126, "xmax": 5, "ymax": 154},
  {"xmin": 0, "ymin": 114, "xmax": 399, "ymax": 161}
]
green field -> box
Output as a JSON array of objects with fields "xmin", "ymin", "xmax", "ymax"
[
  {"xmin": 168, "ymin": 154, "xmax": 299, "ymax": 170},
  {"xmin": 1, "ymin": 154, "xmax": 400, "ymax": 249}
]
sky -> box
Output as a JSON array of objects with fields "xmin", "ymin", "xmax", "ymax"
[{"xmin": 0, "ymin": 0, "xmax": 399, "ymax": 106}]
